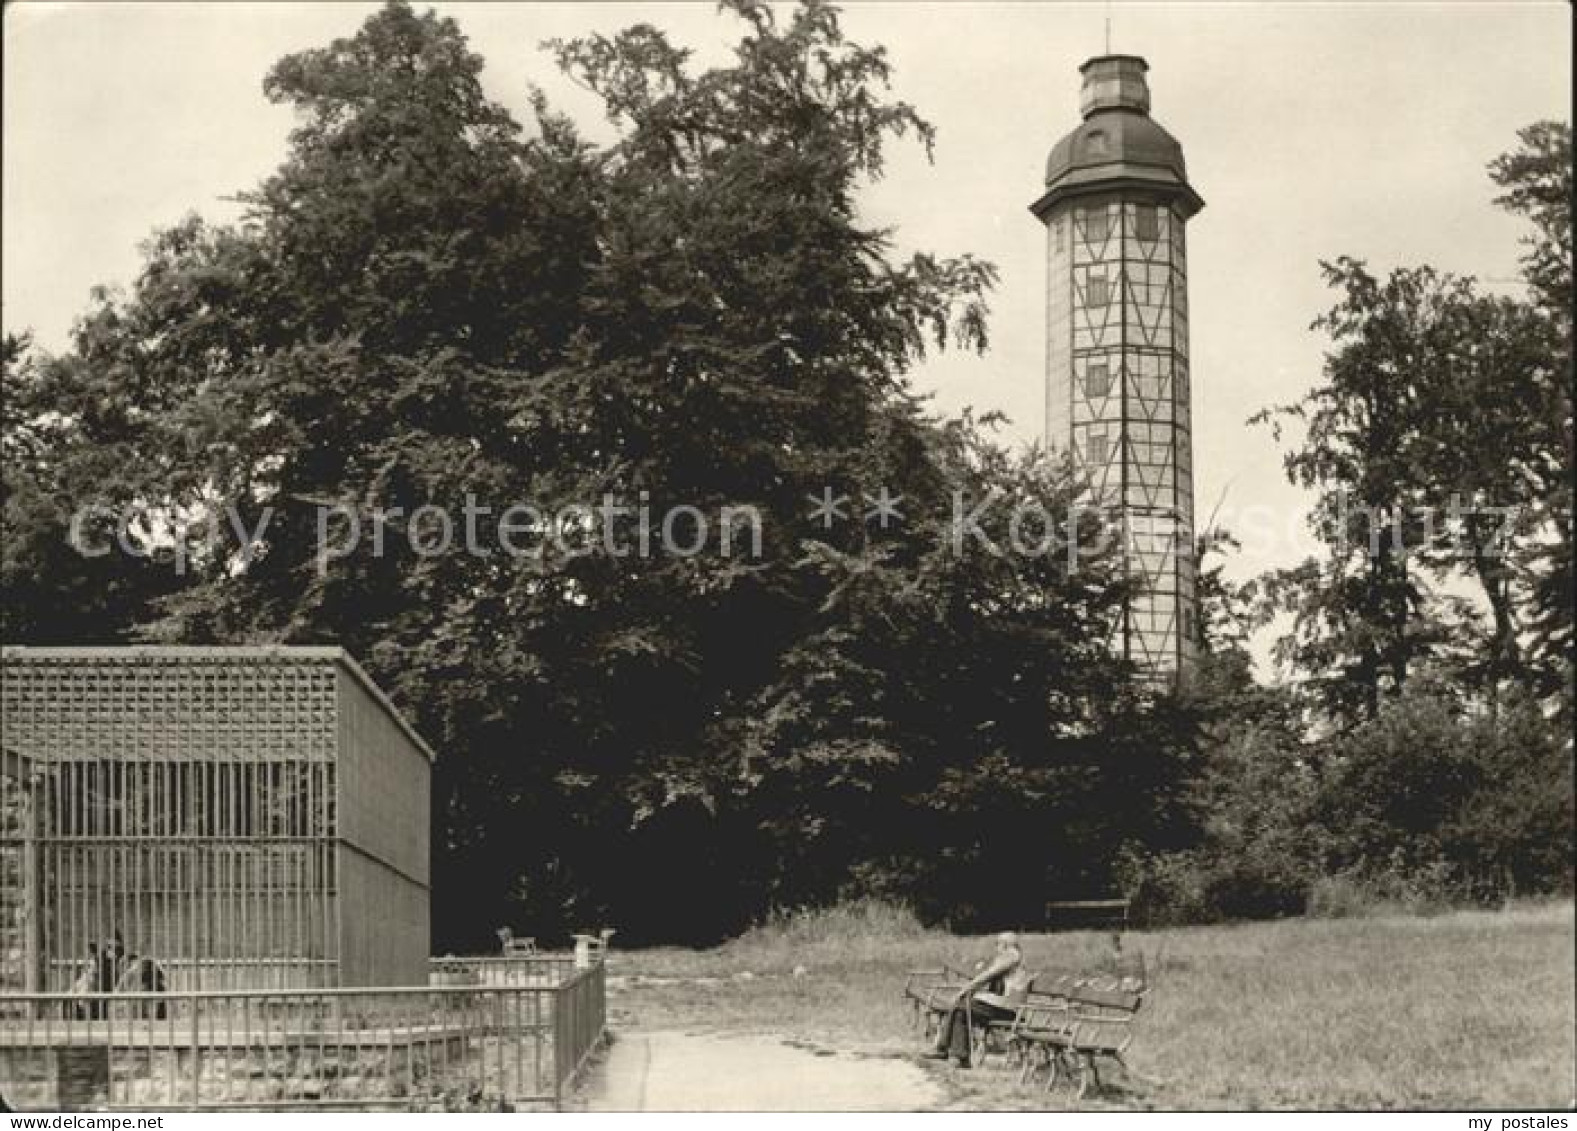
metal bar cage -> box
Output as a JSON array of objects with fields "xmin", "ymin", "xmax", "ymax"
[{"xmin": 1, "ymin": 648, "xmax": 432, "ymax": 995}]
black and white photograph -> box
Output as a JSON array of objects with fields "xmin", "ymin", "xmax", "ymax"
[{"xmin": 1, "ymin": 0, "xmax": 1572, "ymax": 1116}]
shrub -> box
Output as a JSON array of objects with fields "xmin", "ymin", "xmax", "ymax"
[
  {"xmin": 1306, "ymin": 858, "xmax": 1460, "ymax": 919},
  {"xmin": 1119, "ymin": 846, "xmax": 1310, "ymax": 926},
  {"xmin": 1315, "ymin": 684, "xmax": 1574, "ymax": 905},
  {"xmin": 1123, "ymin": 678, "xmax": 1573, "ymax": 926},
  {"xmin": 721, "ymin": 898, "xmax": 933, "ymax": 965}
]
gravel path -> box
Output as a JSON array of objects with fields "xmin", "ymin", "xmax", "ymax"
[{"xmin": 579, "ymin": 1030, "xmax": 942, "ymax": 1111}]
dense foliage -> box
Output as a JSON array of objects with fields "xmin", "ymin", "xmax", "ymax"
[
  {"xmin": 1131, "ymin": 122, "xmax": 1575, "ymax": 920},
  {"xmin": 1, "ymin": 2, "xmax": 1195, "ymax": 943},
  {"xmin": 2, "ymin": 4, "xmax": 1569, "ymax": 940}
]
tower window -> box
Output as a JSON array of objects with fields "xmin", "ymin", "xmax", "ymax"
[
  {"xmin": 1085, "ymin": 361, "xmax": 1111, "ymax": 398},
  {"xmin": 1083, "ymin": 208, "xmax": 1109, "ymax": 243},
  {"xmin": 1136, "ymin": 205, "xmax": 1160, "ymax": 241},
  {"xmin": 1086, "ymin": 274, "xmax": 1109, "ymax": 307},
  {"xmin": 1087, "ymin": 433, "xmax": 1108, "ymax": 465},
  {"xmin": 1052, "ymin": 217, "xmax": 1064, "ymax": 251}
]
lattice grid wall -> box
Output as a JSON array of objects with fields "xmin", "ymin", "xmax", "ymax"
[
  {"xmin": 0, "ymin": 649, "xmax": 430, "ymax": 993},
  {"xmin": 1049, "ymin": 194, "xmax": 1198, "ymax": 675}
]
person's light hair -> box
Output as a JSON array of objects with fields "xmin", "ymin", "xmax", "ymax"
[{"xmin": 996, "ymin": 931, "xmax": 1018, "ymax": 948}]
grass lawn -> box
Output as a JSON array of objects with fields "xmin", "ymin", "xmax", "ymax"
[{"xmin": 603, "ymin": 900, "xmax": 1576, "ymax": 1110}]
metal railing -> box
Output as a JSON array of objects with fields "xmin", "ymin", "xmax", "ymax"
[
  {"xmin": 428, "ymin": 954, "xmax": 577, "ymax": 988},
  {"xmin": 45, "ymin": 957, "xmax": 339, "ymax": 993},
  {"xmin": 0, "ymin": 960, "xmax": 606, "ymax": 1111},
  {"xmin": 551, "ymin": 961, "xmax": 606, "ymax": 1105}
]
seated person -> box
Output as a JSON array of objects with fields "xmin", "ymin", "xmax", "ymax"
[{"xmin": 925, "ymin": 931, "xmax": 1031, "ymax": 1067}]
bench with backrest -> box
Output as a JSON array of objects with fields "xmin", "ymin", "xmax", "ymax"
[
  {"xmin": 905, "ymin": 964, "xmax": 1049, "ymax": 1057},
  {"xmin": 1011, "ymin": 981, "xmax": 1145, "ymax": 1098},
  {"xmin": 914, "ymin": 968, "xmax": 1082, "ymax": 1068},
  {"xmin": 975, "ymin": 969, "xmax": 1108, "ymax": 1071},
  {"xmin": 1099, "ymin": 938, "xmax": 1147, "ymax": 991},
  {"xmin": 902, "ymin": 965, "xmax": 971, "ymax": 1035},
  {"xmin": 905, "ymin": 946, "xmax": 1151, "ymax": 1080},
  {"xmin": 495, "ymin": 927, "xmax": 537, "ymax": 956},
  {"xmin": 1044, "ymin": 898, "xmax": 1129, "ymax": 932}
]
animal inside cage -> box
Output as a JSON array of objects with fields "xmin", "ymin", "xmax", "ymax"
[{"xmin": 0, "ymin": 647, "xmax": 434, "ymax": 994}]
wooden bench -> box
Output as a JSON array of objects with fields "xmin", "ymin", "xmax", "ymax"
[
  {"xmin": 1097, "ymin": 948, "xmax": 1147, "ymax": 992},
  {"xmin": 1011, "ymin": 983, "xmax": 1146, "ymax": 1098},
  {"xmin": 963, "ymin": 977, "xmax": 1049, "ymax": 1067},
  {"xmin": 904, "ymin": 950, "xmax": 1152, "ymax": 1078},
  {"xmin": 495, "ymin": 927, "xmax": 536, "ymax": 956},
  {"xmin": 902, "ymin": 965, "xmax": 970, "ymax": 1036},
  {"xmin": 975, "ymin": 970, "xmax": 1118, "ymax": 1071},
  {"xmin": 1044, "ymin": 898, "xmax": 1130, "ymax": 932}
]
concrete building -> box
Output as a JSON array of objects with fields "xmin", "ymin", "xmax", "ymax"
[{"xmin": 1031, "ymin": 55, "xmax": 1203, "ymax": 678}]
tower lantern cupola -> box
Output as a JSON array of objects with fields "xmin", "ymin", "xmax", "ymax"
[{"xmin": 1079, "ymin": 54, "xmax": 1151, "ymax": 117}]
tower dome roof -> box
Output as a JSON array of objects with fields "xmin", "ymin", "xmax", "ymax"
[
  {"xmin": 1043, "ymin": 110, "xmax": 1189, "ymax": 186},
  {"xmin": 1031, "ymin": 55, "xmax": 1203, "ymax": 221}
]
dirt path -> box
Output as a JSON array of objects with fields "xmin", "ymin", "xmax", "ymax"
[{"xmin": 578, "ymin": 1030, "xmax": 944, "ymax": 1111}]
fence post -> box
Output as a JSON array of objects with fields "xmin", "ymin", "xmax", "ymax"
[
  {"xmin": 552, "ymin": 981, "xmax": 565, "ymax": 1109},
  {"xmin": 190, "ymin": 997, "xmax": 201, "ymax": 1105}
]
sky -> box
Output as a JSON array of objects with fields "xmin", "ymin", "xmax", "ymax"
[{"xmin": 4, "ymin": 1, "xmax": 1572, "ymax": 612}]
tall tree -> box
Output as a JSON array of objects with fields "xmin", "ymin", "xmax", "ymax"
[
  {"xmin": 3, "ymin": 2, "xmax": 1166, "ymax": 942},
  {"xmin": 1255, "ymin": 260, "xmax": 1452, "ymax": 723},
  {"xmin": 1, "ymin": 324, "xmax": 188, "ymax": 643},
  {"xmin": 1489, "ymin": 122, "xmax": 1573, "ymax": 706},
  {"xmin": 1259, "ymin": 128, "xmax": 1574, "ymax": 720}
]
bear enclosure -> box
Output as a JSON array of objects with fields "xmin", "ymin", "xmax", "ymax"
[{"xmin": 0, "ymin": 647, "xmax": 434, "ymax": 994}]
